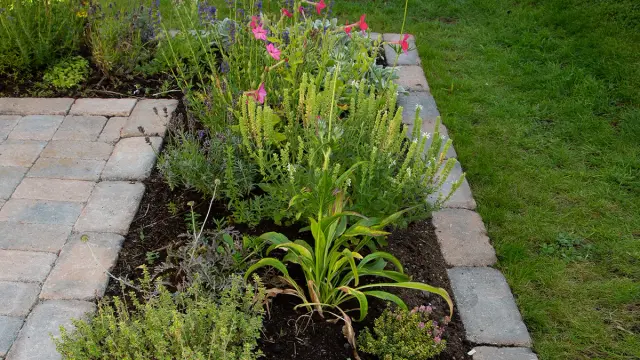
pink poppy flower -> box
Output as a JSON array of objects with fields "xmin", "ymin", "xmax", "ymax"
[
  {"xmin": 399, "ymin": 34, "xmax": 410, "ymax": 53},
  {"xmin": 358, "ymin": 14, "xmax": 368, "ymax": 32},
  {"xmin": 281, "ymin": 8, "xmax": 293, "ymax": 18},
  {"xmin": 247, "ymin": 83, "xmax": 267, "ymax": 104},
  {"xmin": 266, "ymin": 43, "xmax": 281, "ymax": 60},
  {"xmin": 252, "ymin": 23, "xmax": 267, "ymax": 40},
  {"xmin": 250, "ymin": 15, "xmax": 259, "ymax": 29},
  {"xmin": 315, "ymin": 0, "xmax": 326, "ymax": 14}
]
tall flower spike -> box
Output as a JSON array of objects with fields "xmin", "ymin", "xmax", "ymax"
[{"xmin": 266, "ymin": 43, "xmax": 281, "ymax": 60}]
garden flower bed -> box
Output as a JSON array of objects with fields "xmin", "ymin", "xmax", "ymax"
[{"xmin": 1, "ymin": 1, "xmax": 536, "ymax": 359}]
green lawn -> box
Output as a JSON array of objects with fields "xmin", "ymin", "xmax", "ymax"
[
  {"xmin": 329, "ymin": 0, "xmax": 640, "ymax": 359},
  {"xmin": 158, "ymin": 1, "xmax": 639, "ymax": 358}
]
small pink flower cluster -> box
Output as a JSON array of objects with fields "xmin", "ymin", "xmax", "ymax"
[
  {"xmin": 344, "ymin": 14, "xmax": 368, "ymax": 37},
  {"xmin": 408, "ymin": 304, "xmax": 449, "ymax": 344}
]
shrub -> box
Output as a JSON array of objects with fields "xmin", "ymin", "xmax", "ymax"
[
  {"xmin": 87, "ymin": 0, "xmax": 160, "ymax": 77},
  {"xmin": 358, "ymin": 306, "xmax": 448, "ymax": 360},
  {"xmin": 0, "ymin": 0, "xmax": 85, "ymax": 73},
  {"xmin": 43, "ymin": 56, "xmax": 90, "ymax": 89},
  {"xmin": 55, "ymin": 273, "xmax": 265, "ymax": 360}
]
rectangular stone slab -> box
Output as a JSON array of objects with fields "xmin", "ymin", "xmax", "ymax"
[
  {"xmin": 121, "ymin": 99, "xmax": 178, "ymax": 138},
  {"xmin": 0, "ymin": 250, "xmax": 56, "ymax": 283},
  {"xmin": 6, "ymin": 300, "xmax": 95, "ymax": 360},
  {"xmin": 12, "ymin": 178, "xmax": 95, "ymax": 202},
  {"xmin": 0, "ymin": 141, "xmax": 46, "ymax": 167},
  {"xmin": 52, "ymin": 115, "xmax": 108, "ymax": 141},
  {"xmin": 0, "ymin": 166, "xmax": 27, "ymax": 200},
  {"xmin": 0, "ymin": 316, "xmax": 23, "ymax": 357},
  {"xmin": 101, "ymin": 137, "xmax": 163, "ymax": 181},
  {"xmin": 41, "ymin": 140, "xmax": 114, "ymax": 161},
  {"xmin": 432, "ymin": 209, "xmax": 497, "ymax": 266},
  {"xmin": 0, "ymin": 98, "xmax": 74, "ymax": 116},
  {"xmin": 472, "ymin": 346, "xmax": 539, "ymax": 360},
  {"xmin": 74, "ymin": 181, "xmax": 145, "ymax": 235},
  {"xmin": 28, "ymin": 157, "xmax": 106, "ymax": 181},
  {"xmin": 41, "ymin": 232, "xmax": 124, "ymax": 301},
  {"xmin": 0, "ymin": 222, "xmax": 71, "ymax": 252},
  {"xmin": 0, "ymin": 281, "xmax": 40, "ymax": 317},
  {"xmin": 0, "ymin": 199, "xmax": 83, "ymax": 225},
  {"xmin": 69, "ymin": 98, "xmax": 137, "ymax": 117},
  {"xmin": 7, "ymin": 115, "xmax": 64, "ymax": 141},
  {"xmin": 448, "ymin": 267, "xmax": 532, "ymax": 346}
]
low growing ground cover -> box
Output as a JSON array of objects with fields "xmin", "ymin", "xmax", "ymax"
[{"xmin": 328, "ymin": 0, "xmax": 640, "ymax": 359}]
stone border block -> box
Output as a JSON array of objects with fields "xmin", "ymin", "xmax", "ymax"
[
  {"xmin": 428, "ymin": 162, "xmax": 476, "ymax": 210},
  {"xmin": 0, "ymin": 250, "xmax": 56, "ymax": 283},
  {"xmin": 0, "ymin": 282, "xmax": 40, "ymax": 317},
  {"xmin": 0, "ymin": 316, "xmax": 23, "ymax": 357},
  {"xmin": 433, "ymin": 209, "xmax": 497, "ymax": 266},
  {"xmin": 0, "ymin": 223, "xmax": 72, "ymax": 253},
  {"xmin": 6, "ymin": 300, "xmax": 95, "ymax": 360},
  {"xmin": 74, "ymin": 181, "xmax": 145, "ymax": 235},
  {"xmin": 121, "ymin": 99, "xmax": 178, "ymax": 138},
  {"xmin": 394, "ymin": 65, "xmax": 430, "ymax": 91},
  {"xmin": 41, "ymin": 232, "xmax": 124, "ymax": 300},
  {"xmin": 101, "ymin": 137, "xmax": 163, "ymax": 181},
  {"xmin": 472, "ymin": 346, "xmax": 539, "ymax": 360},
  {"xmin": 52, "ymin": 115, "xmax": 108, "ymax": 141},
  {"xmin": 448, "ymin": 267, "xmax": 532, "ymax": 346},
  {"xmin": 7, "ymin": 115, "xmax": 64, "ymax": 141},
  {"xmin": 0, "ymin": 98, "xmax": 74, "ymax": 116},
  {"xmin": 69, "ymin": 98, "xmax": 137, "ymax": 117},
  {"xmin": 13, "ymin": 178, "xmax": 95, "ymax": 202}
]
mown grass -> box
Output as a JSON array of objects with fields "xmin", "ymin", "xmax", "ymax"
[
  {"xmin": 156, "ymin": 1, "xmax": 639, "ymax": 358},
  {"xmin": 330, "ymin": 0, "xmax": 639, "ymax": 359}
]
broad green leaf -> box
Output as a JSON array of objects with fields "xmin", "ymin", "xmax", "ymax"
[
  {"xmin": 359, "ymin": 252, "xmax": 404, "ymax": 273},
  {"xmin": 362, "ymin": 290, "xmax": 408, "ymax": 311},
  {"xmin": 343, "ymin": 225, "xmax": 389, "ymax": 238},
  {"xmin": 340, "ymin": 287, "xmax": 369, "ymax": 321},
  {"xmin": 260, "ymin": 232, "xmax": 290, "ymax": 246},
  {"xmin": 379, "ymin": 206, "xmax": 418, "ymax": 227},
  {"xmin": 245, "ymin": 258, "xmax": 289, "ymax": 279},
  {"xmin": 358, "ymin": 282, "xmax": 453, "ymax": 317}
]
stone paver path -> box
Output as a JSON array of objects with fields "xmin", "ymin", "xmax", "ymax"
[{"xmin": 0, "ymin": 98, "xmax": 177, "ymax": 359}]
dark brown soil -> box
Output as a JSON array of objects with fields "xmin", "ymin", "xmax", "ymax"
[{"xmin": 107, "ymin": 165, "xmax": 472, "ymax": 359}]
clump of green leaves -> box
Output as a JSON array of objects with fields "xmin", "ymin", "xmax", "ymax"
[
  {"xmin": 87, "ymin": 0, "xmax": 160, "ymax": 77},
  {"xmin": 540, "ymin": 232, "xmax": 593, "ymax": 262},
  {"xmin": 43, "ymin": 56, "xmax": 89, "ymax": 89},
  {"xmin": 358, "ymin": 306, "xmax": 448, "ymax": 360},
  {"xmin": 245, "ymin": 194, "xmax": 453, "ymax": 322},
  {"xmin": 55, "ymin": 272, "xmax": 265, "ymax": 360},
  {"xmin": 0, "ymin": 0, "xmax": 85, "ymax": 73}
]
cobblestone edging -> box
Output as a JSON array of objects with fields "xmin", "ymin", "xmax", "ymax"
[
  {"xmin": 0, "ymin": 98, "xmax": 177, "ymax": 359},
  {"xmin": 383, "ymin": 34, "xmax": 538, "ymax": 359}
]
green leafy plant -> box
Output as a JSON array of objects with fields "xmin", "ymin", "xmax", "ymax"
[
  {"xmin": 42, "ymin": 56, "xmax": 89, "ymax": 89},
  {"xmin": 55, "ymin": 271, "xmax": 265, "ymax": 360},
  {"xmin": 0, "ymin": 0, "xmax": 85, "ymax": 73},
  {"xmin": 540, "ymin": 232, "xmax": 593, "ymax": 262},
  {"xmin": 358, "ymin": 306, "xmax": 448, "ymax": 360},
  {"xmin": 87, "ymin": 0, "xmax": 160, "ymax": 77},
  {"xmin": 245, "ymin": 193, "xmax": 453, "ymax": 323}
]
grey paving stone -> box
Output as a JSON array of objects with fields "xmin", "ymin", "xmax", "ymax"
[
  {"xmin": 41, "ymin": 140, "xmax": 113, "ymax": 161},
  {"xmin": 394, "ymin": 65, "xmax": 430, "ymax": 92},
  {"xmin": 12, "ymin": 178, "xmax": 95, "ymax": 202},
  {"xmin": 448, "ymin": 267, "xmax": 532, "ymax": 346},
  {"xmin": 0, "ymin": 250, "xmax": 56, "ymax": 283},
  {"xmin": 121, "ymin": 99, "xmax": 178, "ymax": 138},
  {"xmin": 0, "ymin": 316, "xmax": 23, "ymax": 357},
  {"xmin": 0, "ymin": 116, "xmax": 21, "ymax": 142},
  {"xmin": 98, "ymin": 116, "xmax": 127, "ymax": 143},
  {"xmin": 398, "ymin": 91, "xmax": 440, "ymax": 126},
  {"xmin": 405, "ymin": 119, "xmax": 457, "ymax": 159},
  {"xmin": 52, "ymin": 115, "xmax": 108, "ymax": 141},
  {"xmin": 102, "ymin": 137, "xmax": 163, "ymax": 181},
  {"xmin": 383, "ymin": 33, "xmax": 421, "ymax": 66},
  {"xmin": 28, "ymin": 157, "xmax": 105, "ymax": 181},
  {"xmin": 41, "ymin": 233, "xmax": 124, "ymax": 300},
  {"xmin": 0, "ymin": 141, "xmax": 46, "ymax": 167},
  {"xmin": 432, "ymin": 209, "xmax": 497, "ymax": 266},
  {"xmin": 0, "ymin": 199, "xmax": 83, "ymax": 225},
  {"xmin": 0, "ymin": 282, "xmax": 40, "ymax": 317},
  {"xmin": 69, "ymin": 98, "xmax": 137, "ymax": 117},
  {"xmin": 428, "ymin": 162, "xmax": 476, "ymax": 210},
  {"xmin": 0, "ymin": 98, "xmax": 74, "ymax": 116},
  {"xmin": 472, "ymin": 346, "xmax": 538, "ymax": 360},
  {"xmin": 74, "ymin": 181, "xmax": 145, "ymax": 235},
  {"xmin": 7, "ymin": 115, "xmax": 64, "ymax": 141},
  {"xmin": 0, "ymin": 199, "xmax": 4, "ymax": 210},
  {"xmin": 0, "ymin": 223, "xmax": 71, "ymax": 253},
  {"xmin": 6, "ymin": 300, "xmax": 95, "ymax": 360},
  {"xmin": 0, "ymin": 167, "xmax": 27, "ymax": 200}
]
